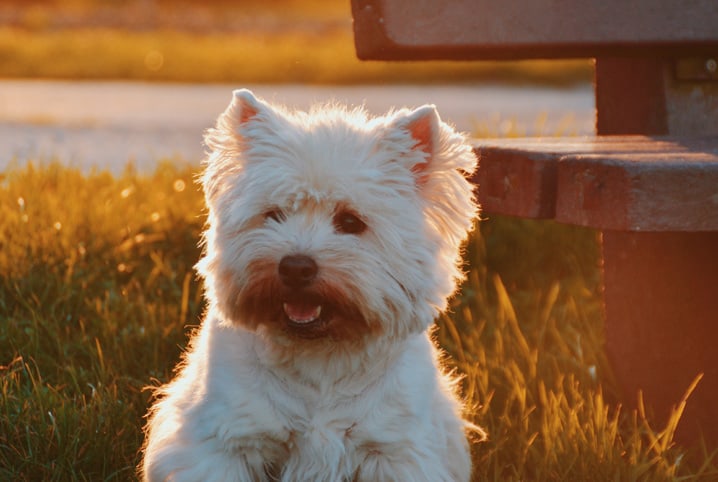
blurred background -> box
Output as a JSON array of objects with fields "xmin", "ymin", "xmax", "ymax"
[
  {"xmin": 0, "ymin": 0, "xmax": 595, "ymax": 172},
  {"xmin": 0, "ymin": 0, "xmax": 593, "ymax": 85}
]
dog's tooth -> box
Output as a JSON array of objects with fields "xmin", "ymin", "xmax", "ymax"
[{"xmin": 283, "ymin": 303, "xmax": 322, "ymax": 324}]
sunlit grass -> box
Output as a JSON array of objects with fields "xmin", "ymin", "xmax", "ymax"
[
  {"xmin": 1, "ymin": 162, "xmax": 716, "ymax": 480},
  {"xmin": 0, "ymin": 162, "xmax": 204, "ymax": 480},
  {"xmin": 471, "ymin": 111, "xmax": 593, "ymax": 138},
  {"xmin": 0, "ymin": 25, "xmax": 592, "ymax": 85},
  {"xmin": 0, "ymin": 0, "xmax": 592, "ymax": 85}
]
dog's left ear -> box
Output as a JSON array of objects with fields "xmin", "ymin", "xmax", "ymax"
[{"xmin": 390, "ymin": 105, "xmax": 440, "ymax": 185}]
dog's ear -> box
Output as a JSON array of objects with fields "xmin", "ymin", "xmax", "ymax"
[
  {"xmin": 202, "ymin": 89, "xmax": 277, "ymax": 203},
  {"xmin": 390, "ymin": 105, "xmax": 440, "ymax": 185},
  {"xmin": 204, "ymin": 89, "xmax": 284, "ymax": 163},
  {"xmin": 205, "ymin": 89, "xmax": 273, "ymax": 153},
  {"xmin": 404, "ymin": 105, "xmax": 439, "ymax": 156},
  {"xmin": 229, "ymin": 89, "xmax": 268, "ymax": 127}
]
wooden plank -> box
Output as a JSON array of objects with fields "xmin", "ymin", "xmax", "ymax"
[
  {"xmin": 471, "ymin": 145, "xmax": 558, "ymax": 219},
  {"xmin": 473, "ymin": 136, "xmax": 718, "ymax": 231},
  {"xmin": 352, "ymin": 0, "xmax": 718, "ymax": 60}
]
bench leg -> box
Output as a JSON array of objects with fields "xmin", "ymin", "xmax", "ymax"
[{"xmin": 602, "ymin": 231, "xmax": 718, "ymax": 444}]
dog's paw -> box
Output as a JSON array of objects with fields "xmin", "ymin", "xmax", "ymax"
[{"xmin": 354, "ymin": 446, "xmax": 469, "ymax": 482}]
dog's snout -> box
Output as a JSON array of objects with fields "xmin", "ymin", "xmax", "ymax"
[{"xmin": 278, "ymin": 255, "xmax": 318, "ymax": 287}]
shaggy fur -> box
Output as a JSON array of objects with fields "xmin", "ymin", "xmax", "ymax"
[{"xmin": 140, "ymin": 89, "xmax": 481, "ymax": 481}]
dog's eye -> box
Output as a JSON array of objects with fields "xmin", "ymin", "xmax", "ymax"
[
  {"xmin": 333, "ymin": 211, "xmax": 366, "ymax": 235},
  {"xmin": 264, "ymin": 209, "xmax": 285, "ymax": 223}
]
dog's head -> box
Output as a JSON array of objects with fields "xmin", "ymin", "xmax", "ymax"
[{"xmin": 198, "ymin": 89, "xmax": 478, "ymax": 347}]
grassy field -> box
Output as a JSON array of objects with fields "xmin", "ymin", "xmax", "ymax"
[
  {"xmin": 1, "ymin": 162, "xmax": 717, "ymax": 480},
  {"xmin": 0, "ymin": 0, "xmax": 592, "ymax": 85},
  {"xmin": 0, "ymin": 3, "xmax": 714, "ymax": 479}
]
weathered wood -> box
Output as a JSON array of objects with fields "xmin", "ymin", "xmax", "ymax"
[
  {"xmin": 595, "ymin": 59, "xmax": 668, "ymax": 135},
  {"xmin": 474, "ymin": 136, "xmax": 718, "ymax": 231},
  {"xmin": 472, "ymin": 146, "xmax": 557, "ymax": 219},
  {"xmin": 352, "ymin": 0, "xmax": 718, "ymax": 60},
  {"xmin": 596, "ymin": 58, "xmax": 718, "ymax": 137},
  {"xmin": 602, "ymin": 231, "xmax": 718, "ymax": 443}
]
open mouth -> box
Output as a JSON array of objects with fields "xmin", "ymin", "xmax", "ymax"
[
  {"xmin": 281, "ymin": 299, "xmax": 328, "ymax": 335},
  {"xmin": 283, "ymin": 302, "xmax": 322, "ymax": 325}
]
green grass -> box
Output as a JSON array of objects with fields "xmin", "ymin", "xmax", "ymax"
[{"xmin": 1, "ymin": 162, "xmax": 716, "ymax": 481}]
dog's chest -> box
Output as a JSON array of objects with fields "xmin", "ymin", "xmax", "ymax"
[
  {"xmin": 265, "ymin": 413, "xmax": 376, "ymax": 479},
  {"xmin": 251, "ymin": 379, "xmax": 389, "ymax": 476}
]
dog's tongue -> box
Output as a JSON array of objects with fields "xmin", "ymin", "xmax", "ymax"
[{"xmin": 283, "ymin": 302, "xmax": 322, "ymax": 324}]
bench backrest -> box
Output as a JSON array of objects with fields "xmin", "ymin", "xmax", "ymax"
[
  {"xmin": 352, "ymin": 0, "xmax": 718, "ymax": 137},
  {"xmin": 352, "ymin": 0, "xmax": 718, "ymax": 60}
]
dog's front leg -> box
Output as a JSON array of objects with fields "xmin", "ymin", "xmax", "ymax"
[{"xmin": 144, "ymin": 438, "xmax": 276, "ymax": 482}]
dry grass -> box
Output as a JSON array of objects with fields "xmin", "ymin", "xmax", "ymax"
[
  {"xmin": 1, "ymin": 162, "xmax": 716, "ymax": 480},
  {"xmin": 0, "ymin": 0, "xmax": 592, "ymax": 85}
]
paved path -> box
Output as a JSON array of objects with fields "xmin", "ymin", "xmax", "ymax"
[{"xmin": 0, "ymin": 80, "xmax": 594, "ymax": 173}]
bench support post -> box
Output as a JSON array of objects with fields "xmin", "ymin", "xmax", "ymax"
[
  {"xmin": 602, "ymin": 231, "xmax": 718, "ymax": 442},
  {"xmin": 596, "ymin": 58, "xmax": 718, "ymax": 443},
  {"xmin": 595, "ymin": 58, "xmax": 669, "ymax": 135}
]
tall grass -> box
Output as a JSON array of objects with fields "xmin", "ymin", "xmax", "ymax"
[
  {"xmin": 1, "ymin": 163, "xmax": 716, "ymax": 480},
  {"xmin": 0, "ymin": 163, "xmax": 204, "ymax": 480}
]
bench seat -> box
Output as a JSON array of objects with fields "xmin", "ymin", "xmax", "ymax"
[{"xmin": 474, "ymin": 136, "xmax": 718, "ymax": 231}]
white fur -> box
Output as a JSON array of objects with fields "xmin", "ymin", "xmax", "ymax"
[{"xmin": 141, "ymin": 89, "xmax": 481, "ymax": 482}]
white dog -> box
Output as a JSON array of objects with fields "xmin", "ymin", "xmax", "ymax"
[{"xmin": 141, "ymin": 89, "xmax": 481, "ymax": 482}]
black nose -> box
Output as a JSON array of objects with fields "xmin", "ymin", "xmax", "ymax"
[{"xmin": 278, "ymin": 255, "xmax": 318, "ymax": 288}]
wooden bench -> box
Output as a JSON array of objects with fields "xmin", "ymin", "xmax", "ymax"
[{"xmin": 351, "ymin": 0, "xmax": 718, "ymax": 444}]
